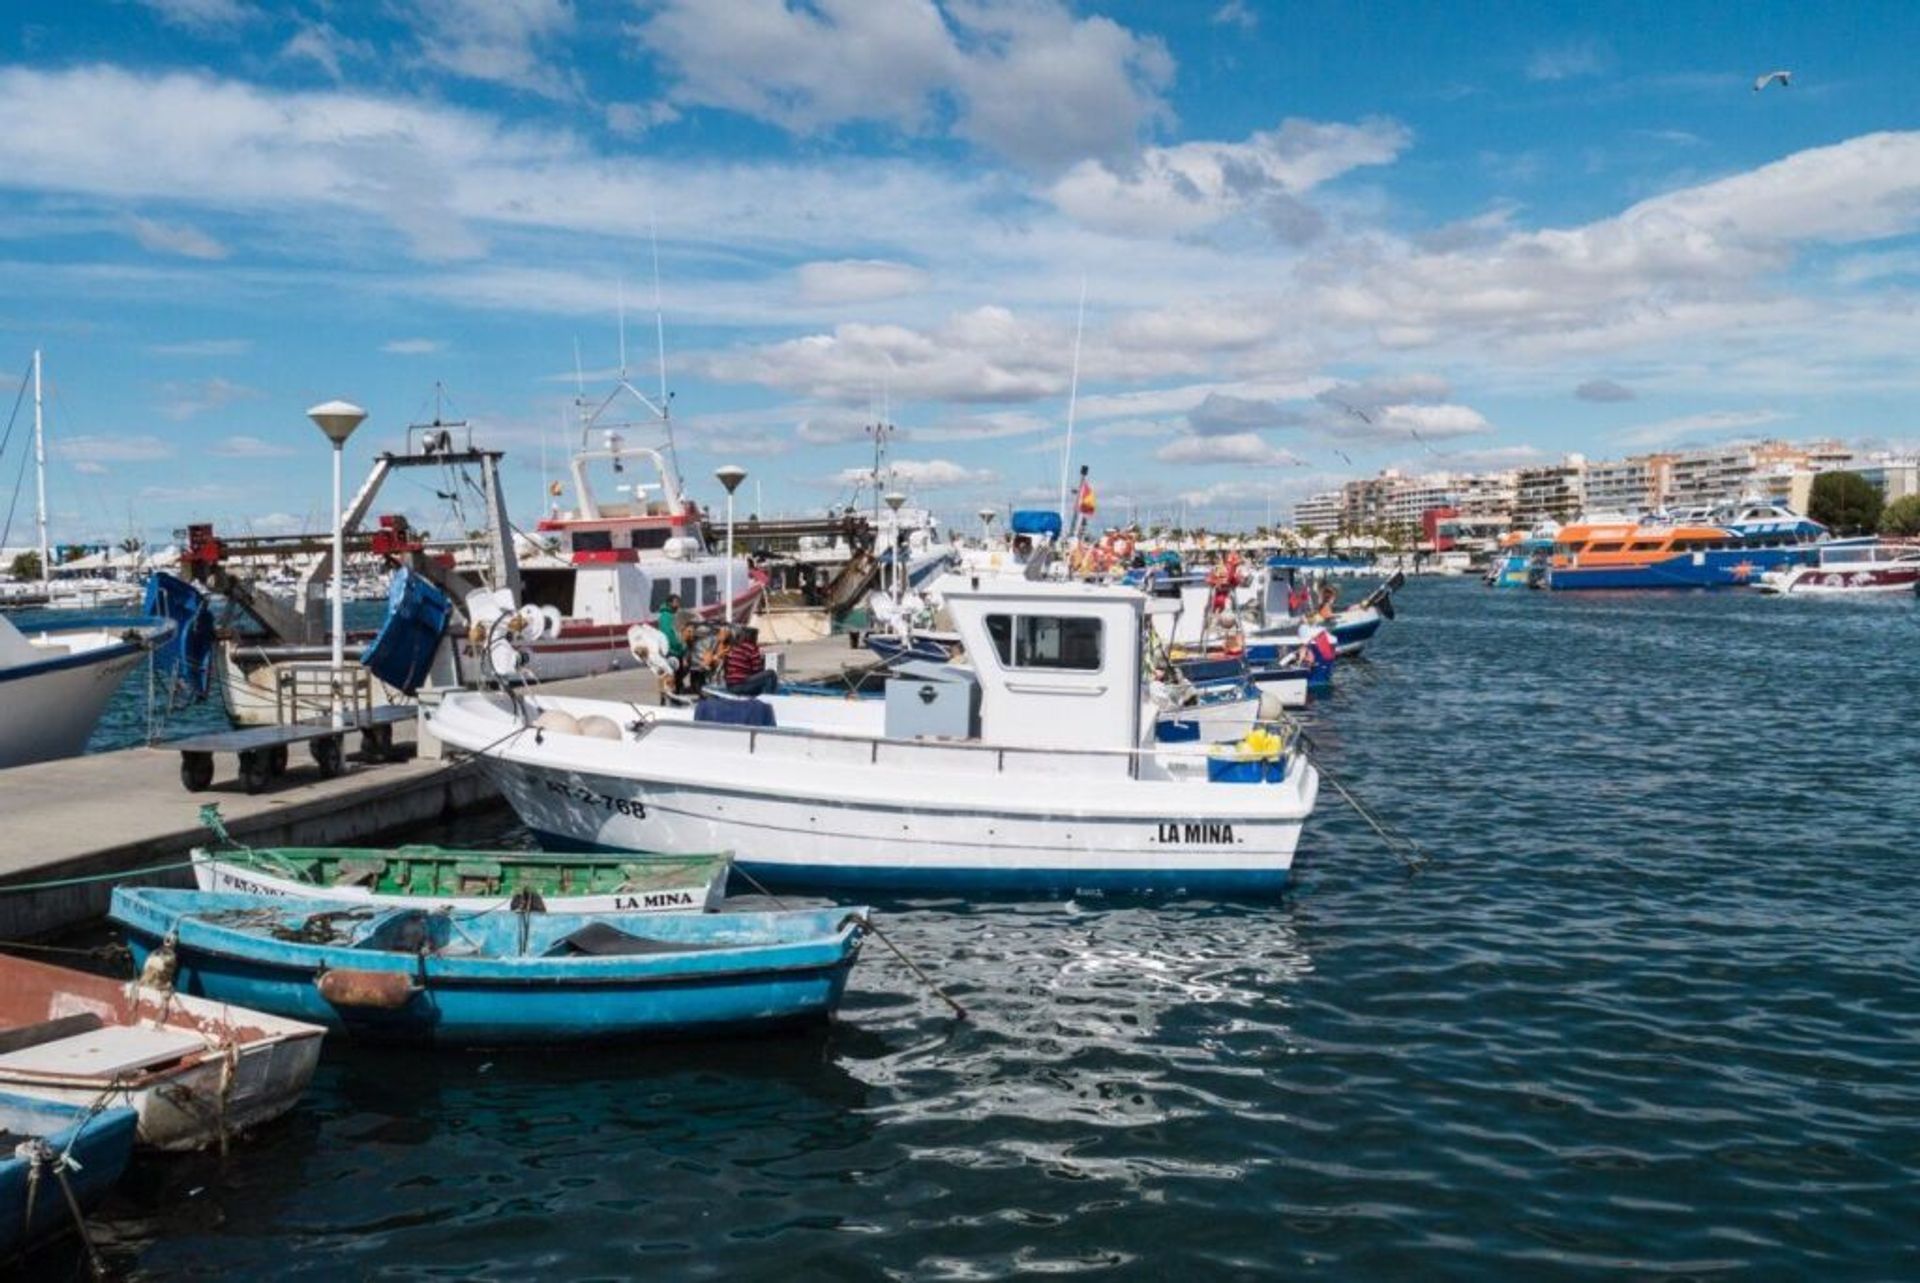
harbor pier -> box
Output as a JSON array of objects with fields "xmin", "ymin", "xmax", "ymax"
[{"xmin": 0, "ymin": 634, "xmax": 873, "ymax": 938}]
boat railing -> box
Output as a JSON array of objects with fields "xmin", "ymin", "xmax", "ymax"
[{"xmin": 617, "ymin": 705, "xmax": 1293, "ymax": 782}]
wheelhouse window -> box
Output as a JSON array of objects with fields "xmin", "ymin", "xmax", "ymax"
[
  {"xmin": 1588, "ymin": 542, "xmax": 1624, "ymax": 554},
  {"xmin": 571, "ymin": 530, "xmax": 613, "ymax": 552},
  {"xmin": 984, "ymin": 614, "xmax": 1103, "ymax": 671},
  {"xmin": 701, "ymin": 574, "xmax": 719, "ymax": 606},
  {"xmin": 629, "ymin": 528, "xmax": 671, "ymax": 550},
  {"xmin": 649, "ymin": 578, "xmax": 674, "ymax": 611}
]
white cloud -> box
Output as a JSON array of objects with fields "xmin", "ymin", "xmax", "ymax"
[
  {"xmin": 794, "ymin": 259, "xmax": 930, "ymax": 305},
  {"xmin": 1155, "ymin": 432, "xmax": 1303, "ymax": 466},
  {"xmin": 635, "ymin": 0, "xmax": 1172, "ymax": 170},
  {"xmin": 57, "ymin": 435, "xmax": 174, "ymax": 463},
  {"xmin": 1049, "ymin": 117, "xmax": 1410, "ymax": 237},
  {"xmin": 158, "ymin": 377, "xmax": 258, "ymax": 420},
  {"xmin": 407, "ymin": 0, "xmax": 577, "ymax": 98},
  {"xmin": 134, "ymin": 0, "xmax": 257, "ymax": 35},
  {"xmin": 1188, "ymin": 393, "xmax": 1308, "ymax": 435},
  {"xmin": 209, "ymin": 434, "xmax": 296, "ymax": 459},
  {"xmin": 1110, "ymin": 298, "xmax": 1281, "ymax": 352},
  {"xmin": 127, "ymin": 214, "xmax": 227, "ymax": 260},
  {"xmin": 831, "ymin": 457, "xmax": 998, "ymax": 488},
  {"xmin": 1312, "ymin": 132, "xmax": 1920, "ymax": 353},
  {"xmin": 605, "ymin": 100, "xmax": 680, "ymax": 137},
  {"xmin": 701, "ymin": 307, "xmax": 1074, "ymax": 404},
  {"xmin": 1212, "ymin": 1, "xmax": 1257, "ymax": 31},
  {"xmin": 1373, "ymin": 403, "xmax": 1490, "ymax": 437},
  {"xmin": 1526, "ymin": 39, "xmax": 1610, "ymax": 82},
  {"xmin": 796, "ymin": 415, "xmax": 877, "ymax": 445},
  {"xmin": 382, "ymin": 338, "xmax": 446, "ymax": 355},
  {"xmin": 1615, "ymin": 408, "xmax": 1790, "ymax": 448},
  {"xmin": 281, "ymin": 23, "xmax": 370, "ymax": 82}
]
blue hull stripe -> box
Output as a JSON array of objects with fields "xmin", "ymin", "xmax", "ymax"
[{"xmin": 531, "ymin": 831, "xmax": 1292, "ymax": 896}]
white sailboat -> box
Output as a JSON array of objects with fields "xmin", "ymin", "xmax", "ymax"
[
  {"xmin": 428, "ymin": 570, "xmax": 1319, "ymax": 895},
  {"xmin": 0, "ymin": 351, "xmax": 172, "ymax": 767}
]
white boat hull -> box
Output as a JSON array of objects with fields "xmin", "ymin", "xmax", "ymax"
[
  {"xmin": 0, "ymin": 631, "xmax": 149, "ymax": 767},
  {"xmin": 431, "ymin": 693, "xmax": 1318, "ymax": 895}
]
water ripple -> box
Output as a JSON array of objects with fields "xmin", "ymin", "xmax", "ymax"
[{"xmin": 48, "ymin": 583, "xmax": 1920, "ymax": 1279}]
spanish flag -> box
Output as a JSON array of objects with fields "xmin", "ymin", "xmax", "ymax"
[{"xmin": 1077, "ymin": 477, "xmax": 1097, "ymax": 516}]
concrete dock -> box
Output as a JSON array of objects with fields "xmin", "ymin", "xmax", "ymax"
[{"xmin": 0, "ymin": 633, "xmax": 876, "ymax": 938}]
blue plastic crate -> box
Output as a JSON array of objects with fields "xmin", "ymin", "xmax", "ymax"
[{"xmin": 1206, "ymin": 756, "xmax": 1288, "ymax": 783}]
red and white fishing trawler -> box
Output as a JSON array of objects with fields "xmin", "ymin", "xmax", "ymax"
[{"xmin": 510, "ymin": 420, "xmax": 765, "ymax": 681}]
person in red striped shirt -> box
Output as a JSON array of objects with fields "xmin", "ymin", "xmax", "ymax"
[{"xmin": 719, "ymin": 625, "xmax": 777, "ymax": 697}]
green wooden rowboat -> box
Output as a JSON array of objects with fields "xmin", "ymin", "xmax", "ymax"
[{"xmin": 190, "ymin": 808, "xmax": 730, "ymax": 913}]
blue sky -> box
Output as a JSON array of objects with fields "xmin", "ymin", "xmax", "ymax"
[{"xmin": 3, "ymin": 0, "xmax": 1920, "ymax": 544}]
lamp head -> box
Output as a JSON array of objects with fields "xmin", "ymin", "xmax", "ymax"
[
  {"xmin": 714, "ymin": 465, "xmax": 748, "ymax": 495},
  {"xmin": 884, "ymin": 491, "xmax": 907, "ymax": 512},
  {"xmin": 306, "ymin": 400, "xmax": 367, "ymax": 446}
]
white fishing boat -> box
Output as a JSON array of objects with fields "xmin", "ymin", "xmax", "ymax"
[
  {"xmin": 0, "ymin": 611, "xmax": 171, "ymax": 767},
  {"xmin": 429, "ymin": 571, "xmax": 1319, "ymax": 894},
  {"xmin": 0, "ymin": 954, "xmax": 323, "ymax": 1152}
]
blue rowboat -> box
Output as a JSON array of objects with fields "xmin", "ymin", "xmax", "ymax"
[
  {"xmin": 110, "ymin": 888, "xmax": 869, "ymax": 1047},
  {"xmin": 0, "ymin": 1091, "xmax": 137, "ymax": 1258}
]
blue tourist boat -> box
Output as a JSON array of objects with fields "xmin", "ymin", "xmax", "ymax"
[
  {"xmin": 0, "ymin": 1091, "xmax": 138, "ymax": 1259},
  {"xmin": 110, "ymin": 888, "xmax": 869, "ymax": 1046}
]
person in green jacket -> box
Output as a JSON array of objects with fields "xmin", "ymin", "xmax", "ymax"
[{"xmin": 656, "ymin": 594, "xmax": 688, "ymax": 691}]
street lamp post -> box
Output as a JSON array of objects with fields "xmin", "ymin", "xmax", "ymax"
[
  {"xmin": 714, "ymin": 465, "xmax": 748, "ymax": 622},
  {"xmin": 306, "ymin": 400, "xmax": 367, "ymax": 721},
  {"xmin": 884, "ymin": 491, "xmax": 907, "ymax": 599}
]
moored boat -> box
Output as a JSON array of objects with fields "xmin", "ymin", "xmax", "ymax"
[
  {"xmin": 193, "ymin": 840, "xmax": 732, "ymax": 913},
  {"xmin": 0, "ymin": 1091, "xmax": 137, "ymax": 1258},
  {"xmin": 1546, "ymin": 509, "xmax": 1825, "ymax": 590},
  {"xmin": 0, "ymin": 612, "xmax": 174, "ymax": 768},
  {"xmin": 0, "ymin": 954, "xmax": 323, "ymax": 1152},
  {"xmin": 1756, "ymin": 537, "xmax": 1920, "ymax": 595},
  {"xmin": 428, "ymin": 572, "xmax": 1320, "ymax": 895},
  {"xmin": 110, "ymin": 888, "xmax": 867, "ymax": 1046}
]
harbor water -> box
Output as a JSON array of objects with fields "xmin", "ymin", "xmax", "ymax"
[{"xmin": 40, "ymin": 581, "xmax": 1920, "ymax": 1278}]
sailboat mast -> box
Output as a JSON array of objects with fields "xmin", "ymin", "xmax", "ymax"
[{"xmin": 32, "ymin": 348, "xmax": 49, "ymax": 588}]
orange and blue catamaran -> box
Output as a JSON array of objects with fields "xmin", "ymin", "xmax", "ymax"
[{"xmin": 1545, "ymin": 501, "xmax": 1826, "ymax": 590}]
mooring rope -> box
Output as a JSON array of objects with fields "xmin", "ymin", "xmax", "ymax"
[
  {"xmin": 1284, "ymin": 722, "xmax": 1431, "ymax": 874},
  {"xmin": 729, "ymin": 863, "xmax": 967, "ymax": 1020}
]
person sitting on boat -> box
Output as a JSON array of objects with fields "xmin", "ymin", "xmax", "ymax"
[
  {"xmin": 656, "ymin": 593, "xmax": 690, "ymax": 692},
  {"xmin": 1312, "ymin": 579, "xmax": 1339, "ymax": 622},
  {"xmin": 1286, "ymin": 575, "xmax": 1310, "ymax": 617},
  {"xmin": 1291, "ymin": 625, "xmax": 1338, "ymax": 668},
  {"xmin": 719, "ymin": 625, "xmax": 777, "ymax": 697}
]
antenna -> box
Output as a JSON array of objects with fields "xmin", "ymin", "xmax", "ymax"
[
  {"xmin": 617, "ymin": 277, "xmax": 629, "ymax": 378},
  {"xmin": 651, "ymin": 217, "xmax": 669, "ymax": 408},
  {"xmin": 1056, "ymin": 276, "xmax": 1088, "ymax": 522}
]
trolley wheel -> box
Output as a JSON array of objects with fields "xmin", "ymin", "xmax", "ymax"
[
  {"xmin": 311, "ymin": 735, "xmax": 345, "ymax": 779},
  {"xmin": 269, "ymin": 744, "xmax": 289, "ymax": 775},
  {"xmin": 239, "ymin": 749, "xmax": 272, "ymax": 795},
  {"xmin": 180, "ymin": 752, "xmax": 215, "ymax": 793},
  {"xmin": 362, "ymin": 724, "xmax": 393, "ymax": 763}
]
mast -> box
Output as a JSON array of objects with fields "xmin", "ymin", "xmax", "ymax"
[
  {"xmin": 1055, "ymin": 278, "xmax": 1087, "ymax": 524},
  {"xmin": 32, "ymin": 348, "xmax": 49, "ymax": 588}
]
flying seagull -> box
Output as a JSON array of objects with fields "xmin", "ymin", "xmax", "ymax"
[{"xmin": 1753, "ymin": 70, "xmax": 1792, "ymax": 92}]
